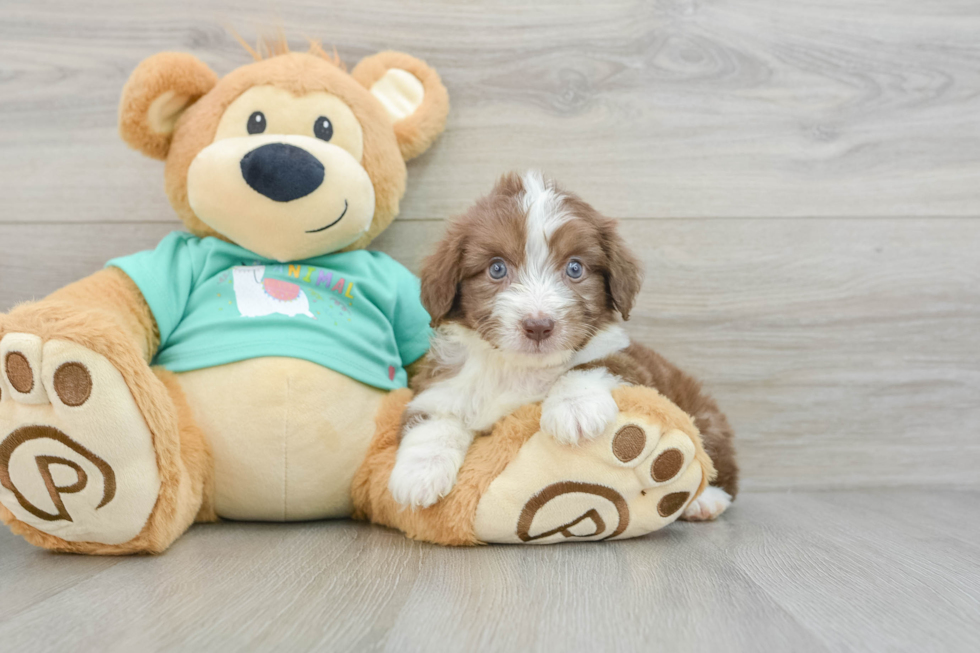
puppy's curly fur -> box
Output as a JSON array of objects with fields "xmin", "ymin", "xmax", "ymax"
[{"xmin": 391, "ymin": 172, "xmax": 738, "ymax": 517}]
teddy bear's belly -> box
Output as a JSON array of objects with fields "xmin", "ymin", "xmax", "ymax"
[{"xmin": 175, "ymin": 357, "xmax": 387, "ymax": 521}]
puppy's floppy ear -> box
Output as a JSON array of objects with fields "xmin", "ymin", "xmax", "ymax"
[
  {"xmin": 119, "ymin": 53, "xmax": 218, "ymax": 160},
  {"xmin": 352, "ymin": 51, "xmax": 450, "ymax": 161},
  {"xmin": 601, "ymin": 220, "xmax": 643, "ymax": 320},
  {"xmin": 420, "ymin": 222, "xmax": 466, "ymax": 325}
]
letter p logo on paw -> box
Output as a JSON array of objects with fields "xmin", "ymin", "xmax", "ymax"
[{"xmin": 0, "ymin": 426, "xmax": 116, "ymax": 523}]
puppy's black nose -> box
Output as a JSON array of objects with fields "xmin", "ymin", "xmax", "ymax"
[
  {"xmin": 522, "ymin": 317, "xmax": 555, "ymax": 342},
  {"xmin": 240, "ymin": 143, "xmax": 324, "ymax": 202}
]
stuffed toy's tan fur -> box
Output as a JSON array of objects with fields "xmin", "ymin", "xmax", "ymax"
[{"xmin": 351, "ymin": 51, "xmax": 451, "ymax": 162}]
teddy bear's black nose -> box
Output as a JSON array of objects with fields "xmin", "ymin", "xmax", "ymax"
[{"xmin": 240, "ymin": 143, "xmax": 324, "ymax": 202}]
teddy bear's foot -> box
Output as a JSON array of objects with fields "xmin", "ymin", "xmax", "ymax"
[
  {"xmin": 473, "ymin": 410, "xmax": 706, "ymax": 544},
  {"xmin": 352, "ymin": 386, "xmax": 715, "ymax": 546},
  {"xmin": 0, "ymin": 334, "xmax": 161, "ymax": 546}
]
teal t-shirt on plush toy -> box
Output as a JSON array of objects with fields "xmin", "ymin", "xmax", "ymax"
[{"xmin": 108, "ymin": 232, "xmax": 432, "ymax": 390}]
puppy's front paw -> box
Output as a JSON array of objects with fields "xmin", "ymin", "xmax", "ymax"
[
  {"xmin": 541, "ymin": 388, "xmax": 619, "ymax": 446},
  {"xmin": 388, "ymin": 444, "xmax": 465, "ymax": 509}
]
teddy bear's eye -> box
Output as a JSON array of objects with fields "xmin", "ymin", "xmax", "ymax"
[
  {"xmin": 247, "ymin": 111, "xmax": 266, "ymax": 135},
  {"xmin": 314, "ymin": 116, "xmax": 333, "ymax": 142}
]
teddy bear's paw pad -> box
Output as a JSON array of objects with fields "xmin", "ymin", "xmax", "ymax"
[
  {"xmin": 472, "ymin": 412, "xmax": 704, "ymax": 544},
  {"xmin": 0, "ymin": 336, "xmax": 160, "ymax": 544},
  {"xmin": 607, "ymin": 419, "xmax": 697, "ymax": 490}
]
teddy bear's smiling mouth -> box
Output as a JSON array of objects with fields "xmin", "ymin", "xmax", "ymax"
[{"xmin": 305, "ymin": 200, "xmax": 348, "ymax": 234}]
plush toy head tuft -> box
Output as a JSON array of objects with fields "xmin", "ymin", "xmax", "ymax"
[{"xmin": 120, "ymin": 44, "xmax": 449, "ymax": 262}]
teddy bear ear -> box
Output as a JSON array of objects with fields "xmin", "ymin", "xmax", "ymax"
[
  {"xmin": 119, "ymin": 53, "xmax": 219, "ymax": 160},
  {"xmin": 352, "ymin": 51, "xmax": 449, "ymax": 161}
]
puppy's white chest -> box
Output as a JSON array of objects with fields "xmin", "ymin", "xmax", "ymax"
[
  {"xmin": 462, "ymin": 364, "xmax": 560, "ymax": 431},
  {"xmin": 413, "ymin": 361, "xmax": 562, "ymax": 433}
]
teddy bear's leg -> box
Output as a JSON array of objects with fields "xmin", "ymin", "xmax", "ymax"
[
  {"xmin": 0, "ymin": 333, "xmax": 212, "ymax": 554},
  {"xmin": 352, "ymin": 386, "xmax": 715, "ymax": 545}
]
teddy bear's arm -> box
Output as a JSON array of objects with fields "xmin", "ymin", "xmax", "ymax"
[{"xmin": 43, "ymin": 267, "xmax": 159, "ymax": 362}]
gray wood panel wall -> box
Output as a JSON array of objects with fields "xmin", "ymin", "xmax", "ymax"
[{"xmin": 1, "ymin": 0, "xmax": 978, "ymax": 490}]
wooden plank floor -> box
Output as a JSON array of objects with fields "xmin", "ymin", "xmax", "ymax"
[
  {"xmin": 1, "ymin": 1, "xmax": 979, "ymax": 651},
  {"xmin": 0, "ymin": 490, "xmax": 976, "ymax": 652}
]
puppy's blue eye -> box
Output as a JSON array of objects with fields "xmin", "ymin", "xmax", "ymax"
[
  {"xmin": 488, "ymin": 258, "xmax": 508, "ymax": 280},
  {"xmin": 566, "ymin": 259, "xmax": 584, "ymax": 279},
  {"xmin": 247, "ymin": 111, "xmax": 266, "ymax": 134}
]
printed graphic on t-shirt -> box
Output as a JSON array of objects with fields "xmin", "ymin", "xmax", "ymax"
[
  {"xmin": 232, "ymin": 265, "xmax": 315, "ymax": 319},
  {"xmin": 218, "ymin": 263, "xmax": 357, "ymax": 326}
]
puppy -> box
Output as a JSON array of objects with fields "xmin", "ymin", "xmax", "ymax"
[{"xmin": 389, "ymin": 171, "xmax": 738, "ymax": 520}]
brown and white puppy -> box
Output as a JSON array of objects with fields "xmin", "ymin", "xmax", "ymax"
[{"xmin": 388, "ymin": 171, "xmax": 738, "ymax": 519}]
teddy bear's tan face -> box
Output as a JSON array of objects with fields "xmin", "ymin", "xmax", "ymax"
[
  {"xmin": 187, "ymin": 85, "xmax": 376, "ymax": 261},
  {"xmin": 118, "ymin": 48, "xmax": 449, "ymax": 261}
]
